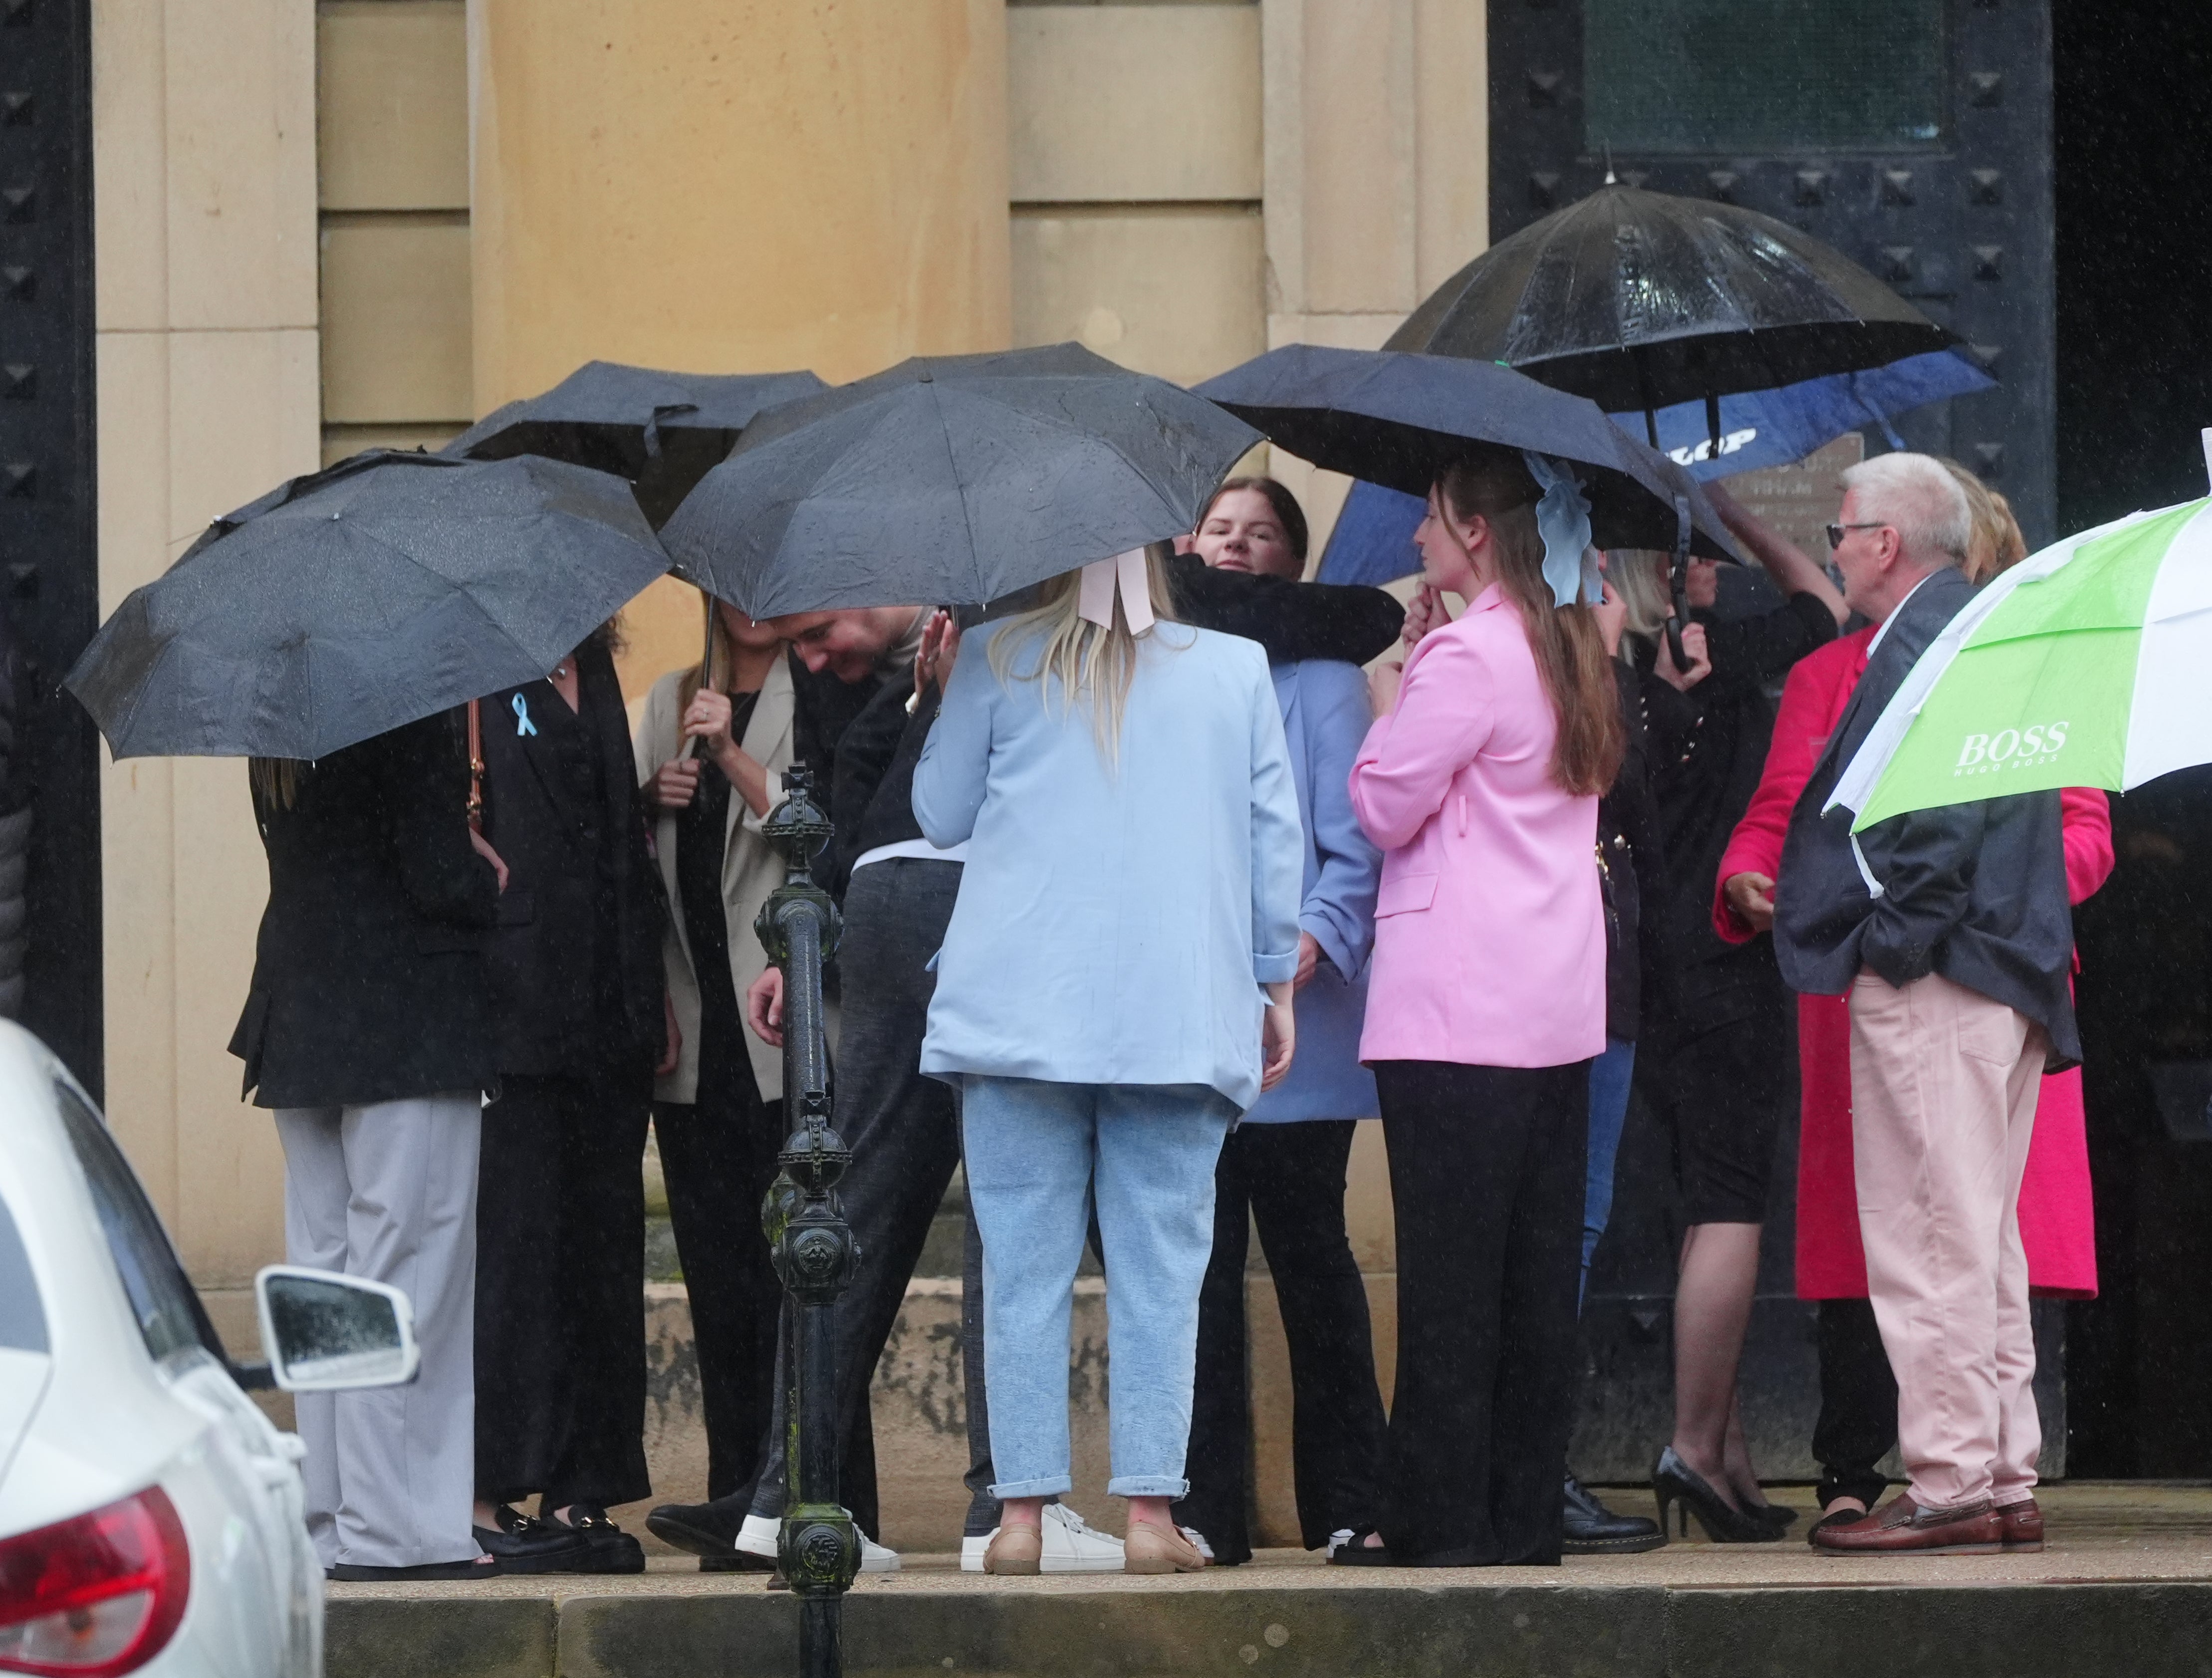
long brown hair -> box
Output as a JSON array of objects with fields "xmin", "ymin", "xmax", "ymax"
[
  {"xmin": 677, "ymin": 594, "xmax": 738, "ymax": 714},
  {"xmin": 1437, "ymin": 450, "xmax": 1624, "ymax": 797}
]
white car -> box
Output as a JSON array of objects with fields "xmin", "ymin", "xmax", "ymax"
[{"xmin": 0, "ymin": 1023, "xmax": 418, "ymax": 1677}]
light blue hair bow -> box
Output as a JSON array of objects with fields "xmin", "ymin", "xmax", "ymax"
[{"xmin": 1522, "ymin": 453, "xmax": 1597, "ymax": 608}]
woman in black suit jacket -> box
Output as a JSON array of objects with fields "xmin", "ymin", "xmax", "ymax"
[
  {"xmin": 233, "ymin": 709, "xmax": 502, "ymax": 1580},
  {"xmin": 469, "ymin": 624, "xmax": 671, "ymax": 1573}
]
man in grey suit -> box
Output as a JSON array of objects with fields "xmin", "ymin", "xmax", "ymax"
[{"xmin": 1772, "ymin": 454, "xmax": 2076, "ymax": 1558}]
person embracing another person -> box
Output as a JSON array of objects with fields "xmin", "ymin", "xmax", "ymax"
[
  {"xmin": 1334, "ymin": 446, "xmax": 1622, "ymax": 1568},
  {"xmin": 912, "ymin": 541, "xmax": 1304, "ymax": 1576}
]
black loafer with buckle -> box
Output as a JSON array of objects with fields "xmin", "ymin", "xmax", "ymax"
[
  {"xmin": 539, "ymin": 1502, "xmax": 647, "ymax": 1574},
  {"xmin": 473, "ymin": 1504, "xmax": 590, "ymax": 1575}
]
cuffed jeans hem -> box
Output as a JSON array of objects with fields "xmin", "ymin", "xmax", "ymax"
[
  {"xmin": 1108, "ymin": 1476, "xmax": 1190, "ymax": 1499},
  {"xmin": 989, "ymin": 1475, "xmax": 1074, "ymax": 1499}
]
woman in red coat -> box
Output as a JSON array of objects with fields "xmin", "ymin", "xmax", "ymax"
[{"xmin": 1715, "ymin": 504, "xmax": 2112, "ymax": 1532}]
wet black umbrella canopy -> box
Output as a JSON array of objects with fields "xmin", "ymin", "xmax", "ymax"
[
  {"xmin": 445, "ymin": 360, "xmax": 829, "ymax": 526},
  {"xmin": 659, "ymin": 343, "xmax": 1264, "ymax": 617},
  {"xmin": 66, "ymin": 450, "xmax": 671, "ymax": 761},
  {"xmin": 1197, "ymin": 344, "xmax": 1744, "ymax": 562},
  {"xmin": 1386, "ymin": 183, "xmax": 1964, "ymax": 417}
]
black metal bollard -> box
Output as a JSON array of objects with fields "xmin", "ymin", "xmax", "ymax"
[{"xmin": 753, "ymin": 766, "xmax": 860, "ymax": 1678}]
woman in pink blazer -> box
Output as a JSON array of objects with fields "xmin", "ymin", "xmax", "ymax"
[{"xmin": 1334, "ymin": 449, "xmax": 1621, "ymax": 1569}]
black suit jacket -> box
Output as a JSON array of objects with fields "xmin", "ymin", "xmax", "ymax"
[
  {"xmin": 478, "ymin": 638, "xmax": 666, "ymax": 1077},
  {"xmin": 1774, "ymin": 567, "xmax": 2080, "ymax": 1065},
  {"xmin": 231, "ymin": 710, "xmax": 500, "ymax": 1108}
]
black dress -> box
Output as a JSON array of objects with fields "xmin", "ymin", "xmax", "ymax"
[
  {"xmin": 1636, "ymin": 587, "xmax": 1837, "ymax": 1225},
  {"xmin": 473, "ymin": 639, "xmax": 666, "ymax": 1510},
  {"xmin": 651, "ymin": 694, "xmax": 796, "ymax": 1501}
]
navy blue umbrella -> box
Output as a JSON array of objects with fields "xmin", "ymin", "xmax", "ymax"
[{"xmin": 1196, "ymin": 344, "xmax": 1742, "ymax": 563}]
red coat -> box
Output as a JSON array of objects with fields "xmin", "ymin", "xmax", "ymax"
[{"xmin": 1713, "ymin": 627, "xmax": 2113, "ymax": 1299}]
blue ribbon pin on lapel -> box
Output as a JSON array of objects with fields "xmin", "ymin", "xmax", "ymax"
[{"xmin": 512, "ymin": 693, "xmax": 538, "ymax": 737}]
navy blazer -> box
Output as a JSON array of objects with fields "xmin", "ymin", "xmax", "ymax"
[{"xmin": 1774, "ymin": 567, "xmax": 2080, "ymax": 1065}]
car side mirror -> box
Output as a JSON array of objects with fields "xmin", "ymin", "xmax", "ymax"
[{"xmin": 251, "ymin": 1265, "xmax": 420, "ymax": 1392}]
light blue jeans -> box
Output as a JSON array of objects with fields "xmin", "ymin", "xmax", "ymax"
[
  {"xmin": 1582, "ymin": 1037, "xmax": 1637, "ymax": 1308},
  {"xmin": 961, "ymin": 1076, "xmax": 1235, "ymax": 1500}
]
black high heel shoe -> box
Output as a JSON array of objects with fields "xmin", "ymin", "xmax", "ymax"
[{"xmin": 1651, "ymin": 1448, "xmax": 1783, "ymax": 1544}]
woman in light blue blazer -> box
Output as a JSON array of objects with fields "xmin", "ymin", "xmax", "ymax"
[
  {"xmin": 1173, "ymin": 479, "xmax": 1390, "ymax": 1567},
  {"xmin": 913, "ymin": 543, "xmax": 1304, "ymax": 1576}
]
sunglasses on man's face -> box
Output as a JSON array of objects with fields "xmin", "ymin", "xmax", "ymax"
[{"xmin": 1825, "ymin": 522, "xmax": 1889, "ymax": 551}]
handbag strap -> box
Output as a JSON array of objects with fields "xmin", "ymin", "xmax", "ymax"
[{"xmin": 466, "ymin": 698, "xmax": 485, "ymax": 831}]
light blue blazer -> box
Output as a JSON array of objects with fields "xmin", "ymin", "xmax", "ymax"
[
  {"xmin": 913, "ymin": 620, "xmax": 1303, "ymax": 1111},
  {"xmin": 1242, "ymin": 660, "xmax": 1382, "ymax": 1124}
]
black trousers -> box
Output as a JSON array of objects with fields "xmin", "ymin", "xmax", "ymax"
[
  {"xmin": 1176, "ymin": 1120, "xmax": 1388, "ymax": 1562},
  {"xmin": 476, "ymin": 1066, "xmax": 653, "ymax": 1508},
  {"xmin": 654, "ymin": 1075, "xmax": 787, "ymax": 1501},
  {"xmin": 1813, "ymin": 1297, "xmax": 1899, "ymax": 1511},
  {"xmin": 733, "ymin": 859, "xmax": 965, "ymax": 1536},
  {"xmin": 1375, "ymin": 1059, "xmax": 1588, "ymax": 1566}
]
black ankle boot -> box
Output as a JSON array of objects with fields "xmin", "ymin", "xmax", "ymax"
[{"xmin": 1562, "ymin": 1474, "xmax": 1666, "ymax": 1554}]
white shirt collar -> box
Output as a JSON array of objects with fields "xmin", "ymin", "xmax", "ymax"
[{"xmin": 1863, "ymin": 569, "xmax": 1943, "ymax": 657}]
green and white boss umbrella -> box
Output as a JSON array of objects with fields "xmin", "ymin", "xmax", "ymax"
[{"xmin": 1830, "ymin": 490, "xmax": 2212, "ymax": 832}]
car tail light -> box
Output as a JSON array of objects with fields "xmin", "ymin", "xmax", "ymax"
[{"xmin": 0, "ymin": 1488, "xmax": 190, "ymax": 1677}]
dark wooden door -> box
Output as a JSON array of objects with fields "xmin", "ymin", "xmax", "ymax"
[
  {"xmin": 1488, "ymin": 0, "xmax": 2061, "ymax": 1482},
  {"xmin": 1, "ymin": 0, "xmax": 102, "ymax": 1096}
]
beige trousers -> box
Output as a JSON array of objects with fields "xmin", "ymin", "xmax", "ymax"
[{"xmin": 1848, "ymin": 970, "xmax": 2046, "ymax": 1510}]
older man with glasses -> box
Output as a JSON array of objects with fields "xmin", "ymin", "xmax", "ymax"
[{"xmin": 1767, "ymin": 453, "xmax": 2078, "ymax": 1557}]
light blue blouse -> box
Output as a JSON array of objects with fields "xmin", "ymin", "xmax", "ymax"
[
  {"xmin": 913, "ymin": 620, "xmax": 1304, "ymax": 1110},
  {"xmin": 1240, "ymin": 660, "xmax": 1383, "ymax": 1123}
]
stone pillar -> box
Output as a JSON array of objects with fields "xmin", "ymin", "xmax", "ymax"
[
  {"xmin": 93, "ymin": 0, "xmax": 320, "ymax": 1310},
  {"xmin": 467, "ymin": 0, "xmax": 1013, "ymax": 684}
]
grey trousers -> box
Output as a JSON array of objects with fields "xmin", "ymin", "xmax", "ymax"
[{"xmin": 276, "ymin": 1094, "xmax": 482, "ymax": 1569}]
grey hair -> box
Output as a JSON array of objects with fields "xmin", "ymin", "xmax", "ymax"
[{"xmin": 1839, "ymin": 453, "xmax": 1973, "ymax": 569}]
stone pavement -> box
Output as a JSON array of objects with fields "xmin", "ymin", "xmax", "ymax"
[{"xmin": 328, "ymin": 1483, "xmax": 2212, "ymax": 1678}]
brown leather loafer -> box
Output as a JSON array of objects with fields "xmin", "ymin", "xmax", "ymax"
[
  {"xmin": 1811, "ymin": 1493, "xmax": 2002, "ymax": 1556},
  {"xmin": 1996, "ymin": 1497, "xmax": 2044, "ymax": 1552}
]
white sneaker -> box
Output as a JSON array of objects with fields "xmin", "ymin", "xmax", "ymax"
[
  {"xmin": 736, "ymin": 1512, "xmax": 900, "ymax": 1574},
  {"xmin": 960, "ymin": 1502, "xmax": 1126, "ymax": 1573},
  {"xmin": 1180, "ymin": 1525, "xmax": 1216, "ymax": 1564}
]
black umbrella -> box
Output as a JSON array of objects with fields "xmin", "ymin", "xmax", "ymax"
[
  {"xmin": 659, "ymin": 343, "xmax": 1263, "ymax": 618},
  {"xmin": 1387, "ymin": 182, "xmax": 1965, "ymax": 435},
  {"xmin": 445, "ymin": 360, "xmax": 828, "ymax": 525},
  {"xmin": 1195, "ymin": 343, "xmax": 1742, "ymax": 562},
  {"xmin": 66, "ymin": 450, "xmax": 670, "ymax": 761}
]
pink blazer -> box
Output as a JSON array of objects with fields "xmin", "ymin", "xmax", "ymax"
[{"xmin": 1350, "ymin": 585, "xmax": 1605, "ymax": 1069}]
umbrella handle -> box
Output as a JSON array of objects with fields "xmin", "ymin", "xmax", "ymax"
[
  {"xmin": 466, "ymin": 698, "xmax": 485, "ymax": 832},
  {"xmin": 1665, "ymin": 490, "xmax": 1693, "ymax": 672}
]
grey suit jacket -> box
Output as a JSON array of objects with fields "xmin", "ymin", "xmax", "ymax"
[{"xmin": 1774, "ymin": 567, "xmax": 2080, "ymax": 1066}]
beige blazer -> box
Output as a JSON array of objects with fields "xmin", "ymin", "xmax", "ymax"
[{"xmin": 633, "ymin": 657, "xmax": 795, "ymax": 1105}]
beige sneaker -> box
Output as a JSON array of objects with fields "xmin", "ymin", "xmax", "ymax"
[
  {"xmin": 1123, "ymin": 1520, "xmax": 1207, "ymax": 1574},
  {"xmin": 983, "ymin": 1523, "xmax": 1043, "ymax": 1576}
]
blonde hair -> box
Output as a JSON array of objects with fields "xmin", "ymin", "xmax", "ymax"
[
  {"xmin": 985, "ymin": 543, "xmax": 1181, "ymax": 764},
  {"xmin": 1937, "ymin": 458, "xmax": 2029, "ymax": 584},
  {"xmin": 1604, "ymin": 548, "xmax": 1673, "ymax": 660}
]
